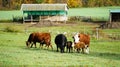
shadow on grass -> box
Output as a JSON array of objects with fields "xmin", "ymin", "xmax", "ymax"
[
  {"xmin": 88, "ymin": 51, "xmax": 120, "ymax": 61},
  {"xmin": 22, "ymin": 46, "xmax": 120, "ymax": 61},
  {"xmin": 22, "ymin": 46, "xmax": 58, "ymax": 53}
]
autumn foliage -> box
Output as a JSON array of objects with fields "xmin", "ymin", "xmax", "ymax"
[{"xmin": 0, "ymin": 0, "xmax": 120, "ymax": 10}]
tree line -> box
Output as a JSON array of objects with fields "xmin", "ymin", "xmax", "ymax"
[{"xmin": 0, "ymin": 0, "xmax": 120, "ymax": 10}]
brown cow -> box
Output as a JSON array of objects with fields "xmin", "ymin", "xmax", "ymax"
[
  {"xmin": 26, "ymin": 32, "xmax": 53, "ymax": 49},
  {"xmin": 73, "ymin": 33, "xmax": 90, "ymax": 54},
  {"xmin": 66, "ymin": 41, "xmax": 73, "ymax": 53},
  {"xmin": 74, "ymin": 42, "xmax": 87, "ymax": 53}
]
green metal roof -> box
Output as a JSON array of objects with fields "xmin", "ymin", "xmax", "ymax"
[{"xmin": 110, "ymin": 9, "xmax": 120, "ymax": 13}]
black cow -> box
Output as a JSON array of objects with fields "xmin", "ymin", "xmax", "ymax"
[{"xmin": 55, "ymin": 34, "xmax": 67, "ymax": 53}]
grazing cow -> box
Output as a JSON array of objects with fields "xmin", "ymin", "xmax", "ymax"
[
  {"xmin": 66, "ymin": 41, "xmax": 73, "ymax": 53},
  {"xmin": 73, "ymin": 33, "xmax": 90, "ymax": 54},
  {"xmin": 55, "ymin": 34, "xmax": 67, "ymax": 53},
  {"xmin": 26, "ymin": 32, "xmax": 53, "ymax": 49}
]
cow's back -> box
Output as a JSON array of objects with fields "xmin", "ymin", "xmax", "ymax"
[
  {"xmin": 55, "ymin": 34, "xmax": 67, "ymax": 46},
  {"xmin": 34, "ymin": 32, "xmax": 51, "ymax": 44},
  {"xmin": 79, "ymin": 34, "xmax": 90, "ymax": 46},
  {"xmin": 40, "ymin": 33, "xmax": 51, "ymax": 45}
]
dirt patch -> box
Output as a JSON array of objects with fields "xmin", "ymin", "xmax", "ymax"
[{"xmin": 27, "ymin": 21, "xmax": 77, "ymax": 28}]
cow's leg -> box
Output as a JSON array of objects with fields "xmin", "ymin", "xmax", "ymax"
[
  {"xmin": 57, "ymin": 45, "xmax": 59, "ymax": 52},
  {"xmin": 85, "ymin": 45, "xmax": 89, "ymax": 54},
  {"xmin": 77, "ymin": 49, "xmax": 80, "ymax": 53},
  {"xmin": 69, "ymin": 48, "xmax": 70, "ymax": 53},
  {"xmin": 47, "ymin": 43, "xmax": 51, "ymax": 49},
  {"xmin": 45, "ymin": 44, "xmax": 49, "ymax": 49},
  {"xmin": 77, "ymin": 49, "xmax": 79, "ymax": 53},
  {"xmin": 71, "ymin": 47, "xmax": 73, "ymax": 53},
  {"xmin": 86, "ymin": 47, "xmax": 89, "ymax": 54},
  {"xmin": 34, "ymin": 42, "xmax": 37, "ymax": 48},
  {"xmin": 66, "ymin": 48, "xmax": 68, "ymax": 53},
  {"xmin": 60, "ymin": 47, "xmax": 64, "ymax": 53},
  {"xmin": 73, "ymin": 47, "xmax": 75, "ymax": 52},
  {"xmin": 60, "ymin": 48, "xmax": 63, "ymax": 53},
  {"xmin": 39, "ymin": 43, "xmax": 41, "ymax": 48},
  {"xmin": 63, "ymin": 47, "xmax": 65, "ymax": 53},
  {"xmin": 66, "ymin": 47, "xmax": 68, "ymax": 53},
  {"xmin": 40, "ymin": 43, "xmax": 43, "ymax": 48},
  {"xmin": 61, "ymin": 47, "xmax": 65, "ymax": 53},
  {"xmin": 50, "ymin": 45, "xmax": 53, "ymax": 50},
  {"xmin": 47, "ymin": 45, "xmax": 49, "ymax": 49},
  {"xmin": 82, "ymin": 48, "xmax": 84, "ymax": 54},
  {"xmin": 46, "ymin": 42, "xmax": 53, "ymax": 50},
  {"xmin": 44, "ymin": 43, "xmax": 48, "ymax": 49},
  {"xmin": 30, "ymin": 42, "xmax": 34, "ymax": 48}
]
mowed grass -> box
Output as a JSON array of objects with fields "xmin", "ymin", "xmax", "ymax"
[
  {"xmin": 0, "ymin": 6, "xmax": 120, "ymax": 21},
  {"xmin": 0, "ymin": 23, "xmax": 120, "ymax": 67},
  {"xmin": 0, "ymin": 10, "xmax": 23, "ymax": 21},
  {"xmin": 68, "ymin": 6, "xmax": 120, "ymax": 21}
]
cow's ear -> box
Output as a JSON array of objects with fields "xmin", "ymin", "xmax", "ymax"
[{"xmin": 72, "ymin": 36, "xmax": 74, "ymax": 39}]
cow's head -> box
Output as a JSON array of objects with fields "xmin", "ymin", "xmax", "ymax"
[
  {"xmin": 72, "ymin": 33, "xmax": 80, "ymax": 44},
  {"xmin": 26, "ymin": 41, "xmax": 30, "ymax": 47}
]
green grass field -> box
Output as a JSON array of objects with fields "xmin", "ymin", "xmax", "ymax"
[
  {"xmin": 0, "ymin": 6, "xmax": 120, "ymax": 21},
  {"xmin": 0, "ymin": 10, "xmax": 23, "ymax": 21},
  {"xmin": 0, "ymin": 23, "xmax": 120, "ymax": 67}
]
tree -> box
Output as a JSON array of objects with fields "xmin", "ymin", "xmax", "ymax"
[
  {"xmin": 87, "ymin": 0, "xmax": 96, "ymax": 7},
  {"xmin": 35, "ymin": 0, "xmax": 44, "ymax": 3},
  {"xmin": 82, "ymin": 0, "xmax": 88, "ymax": 7},
  {"xmin": 115, "ymin": 0, "xmax": 120, "ymax": 6},
  {"xmin": 67, "ymin": 0, "xmax": 82, "ymax": 8},
  {"xmin": 24, "ymin": 0, "xmax": 36, "ymax": 4},
  {"xmin": 105, "ymin": 0, "xmax": 114, "ymax": 6},
  {"xmin": 44, "ymin": 0, "xmax": 54, "ymax": 4},
  {"xmin": 2, "ymin": 0, "xmax": 9, "ymax": 7}
]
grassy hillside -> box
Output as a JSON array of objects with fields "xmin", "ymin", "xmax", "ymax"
[
  {"xmin": 0, "ymin": 10, "xmax": 23, "ymax": 21},
  {"xmin": 0, "ymin": 6, "xmax": 120, "ymax": 21},
  {"xmin": 0, "ymin": 23, "xmax": 120, "ymax": 66},
  {"xmin": 68, "ymin": 6, "xmax": 120, "ymax": 21}
]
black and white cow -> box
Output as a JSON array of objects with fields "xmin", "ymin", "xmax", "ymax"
[{"xmin": 55, "ymin": 34, "xmax": 67, "ymax": 53}]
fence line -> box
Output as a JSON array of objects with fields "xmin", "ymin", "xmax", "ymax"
[{"xmin": 0, "ymin": 26, "xmax": 120, "ymax": 41}]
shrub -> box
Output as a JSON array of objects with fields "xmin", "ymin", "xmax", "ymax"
[
  {"xmin": 4, "ymin": 26, "xmax": 22, "ymax": 33},
  {"xmin": 69, "ymin": 16, "xmax": 93, "ymax": 22},
  {"xmin": 13, "ymin": 16, "xmax": 23, "ymax": 23},
  {"xmin": 0, "ymin": 20, "xmax": 12, "ymax": 23}
]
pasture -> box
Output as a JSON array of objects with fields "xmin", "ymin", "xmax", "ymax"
[
  {"xmin": 0, "ymin": 22, "xmax": 120, "ymax": 67},
  {"xmin": 0, "ymin": 6, "xmax": 120, "ymax": 21}
]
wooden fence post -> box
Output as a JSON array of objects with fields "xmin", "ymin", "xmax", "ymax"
[
  {"xmin": 31, "ymin": 15, "xmax": 33, "ymax": 23},
  {"xmin": 96, "ymin": 28, "xmax": 99, "ymax": 40},
  {"xmin": 84, "ymin": 27, "xmax": 85, "ymax": 34}
]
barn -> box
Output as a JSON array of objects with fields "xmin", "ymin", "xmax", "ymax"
[
  {"xmin": 21, "ymin": 4, "xmax": 68, "ymax": 23},
  {"xmin": 110, "ymin": 9, "xmax": 120, "ymax": 22},
  {"xmin": 109, "ymin": 9, "xmax": 120, "ymax": 28}
]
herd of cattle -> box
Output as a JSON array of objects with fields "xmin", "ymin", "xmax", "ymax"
[{"xmin": 26, "ymin": 32, "xmax": 90, "ymax": 54}]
